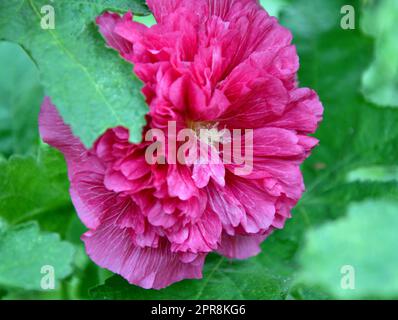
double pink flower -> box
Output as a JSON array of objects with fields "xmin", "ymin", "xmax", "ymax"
[{"xmin": 39, "ymin": 0, "xmax": 323, "ymax": 289}]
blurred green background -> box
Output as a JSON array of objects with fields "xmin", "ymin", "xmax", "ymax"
[{"xmin": 0, "ymin": 0, "xmax": 397, "ymax": 300}]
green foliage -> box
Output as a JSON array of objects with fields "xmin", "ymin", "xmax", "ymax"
[
  {"xmin": 281, "ymin": 0, "xmax": 398, "ymax": 298},
  {"xmin": 0, "ymin": 0, "xmax": 397, "ymax": 300},
  {"xmin": 0, "ymin": 147, "xmax": 73, "ymax": 236},
  {"xmin": 298, "ymin": 200, "xmax": 398, "ymax": 299},
  {"xmin": 134, "ymin": 15, "xmax": 156, "ymax": 26},
  {"xmin": 0, "ymin": 0, "xmax": 149, "ymax": 147},
  {"xmin": 282, "ymin": 0, "xmax": 398, "ymax": 232},
  {"xmin": 0, "ymin": 221, "xmax": 75, "ymax": 290},
  {"xmin": 259, "ymin": 0, "xmax": 290, "ymax": 17},
  {"xmin": 361, "ymin": 0, "xmax": 398, "ymax": 108},
  {"xmin": 0, "ymin": 41, "xmax": 43, "ymax": 156},
  {"xmin": 347, "ymin": 166, "xmax": 398, "ymax": 183},
  {"xmin": 91, "ymin": 253, "xmax": 291, "ymax": 300}
]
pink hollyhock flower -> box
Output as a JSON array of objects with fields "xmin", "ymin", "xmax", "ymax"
[{"xmin": 39, "ymin": 0, "xmax": 323, "ymax": 289}]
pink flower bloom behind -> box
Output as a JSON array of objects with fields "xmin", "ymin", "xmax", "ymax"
[{"xmin": 39, "ymin": 0, "xmax": 323, "ymax": 289}]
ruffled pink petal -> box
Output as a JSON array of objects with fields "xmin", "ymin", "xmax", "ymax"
[
  {"xmin": 96, "ymin": 12, "xmax": 137, "ymax": 63},
  {"xmin": 69, "ymin": 171, "xmax": 118, "ymax": 229},
  {"xmin": 219, "ymin": 75, "xmax": 289, "ymax": 128},
  {"xmin": 298, "ymin": 135, "xmax": 319, "ymax": 157},
  {"xmin": 192, "ymin": 143, "xmax": 226, "ymax": 189},
  {"xmin": 82, "ymin": 220, "xmax": 205, "ymax": 289},
  {"xmin": 268, "ymin": 88, "xmax": 323, "ymax": 134},
  {"xmin": 104, "ymin": 169, "xmax": 135, "ymax": 192},
  {"xmin": 168, "ymin": 209, "xmax": 222, "ymax": 253},
  {"xmin": 146, "ymin": 0, "xmax": 183, "ymax": 23},
  {"xmin": 147, "ymin": 0, "xmax": 264, "ymax": 24},
  {"xmin": 259, "ymin": 161, "xmax": 304, "ymax": 200},
  {"xmin": 113, "ymin": 198, "xmax": 145, "ymax": 233},
  {"xmin": 268, "ymin": 45, "xmax": 299, "ymax": 80},
  {"xmin": 177, "ymin": 190, "xmax": 207, "ymax": 220},
  {"xmin": 167, "ymin": 164, "xmax": 198, "ymax": 200},
  {"xmin": 220, "ymin": 176, "xmax": 277, "ymax": 234},
  {"xmin": 39, "ymin": 97, "xmax": 90, "ymax": 176},
  {"xmin": 207, "ymin": 182, "xmax": 245, "ymax": 235},
  {"xmin": 250, "ymin": 127, "xmax": 305, "ymax": 157},
  {"xmin": 147, "ymin": 200, "xmax": 178, "ymax": 229},
  {"xmin": 217, "ymin": 232, "xmax": 268, "ymax": 259},
  {"xmin": 39, "ymin": 98, "xmax": 105, "ymax": 229},
  {"xmin": 94, "ymin": 128, "xmax": 128, "ymax": 163}
]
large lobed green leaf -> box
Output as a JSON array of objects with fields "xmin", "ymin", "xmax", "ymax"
[
  {"xmin": 0, "ymin": 221, "xmax": 75, "ymax": 290},
  {"xmin": 0, "ymin": 0, "xmax": 149, "ymax": 147},
  {"xmin": 0, "ymin": 147, "xmax": 96, "ymax": 298},
  {"xmin": 0, "ymin": 147, "xmax": 73, "ymax": 236},
  {"xmin": 298, "ymin": 200, "xmax": 398, "ymax": 299}
]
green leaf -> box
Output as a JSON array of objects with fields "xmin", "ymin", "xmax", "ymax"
[
  {"xmin": 134, "ymin": 15, "xmax": 156, "ymax": 27},
  {"xmin": 347, "ymin": 166, "xmax": 398, "ymax": 183},
  {"xmin": 298, "ymin": 200, "xmax": 398, "ymax": 299},
  {"xmin": 260, "ymin": 0, "xmax": 290, "ymax": 17},
  {"xmin": 0, "ymin": 288, "xmax": 7, "ymax": 299},
  {"xmin": 0, "ymin": 147, "xmax": 73, "ymax": 236},
  {"xmin": 281, "ymin": 0, "xmax": 398, "ymax": 223},
  {"xmin": 280, "ymin": 0, "xmax": 398, "ymax": 296},
  {"xmin": 0, "ymin": 41, "xmax": 43, "ymax": 157},
  {"xmin": 361, "ymin": 0, "xmax": 398, "ymax": 108},
  {"xmin": 90, "ymin": 254, "xmax": 290, "ymax": 300},
  {"xmin": 0, "ymin": 221, "xmax": 75, "ymax": 290},
  {"xmin": 288, "ymin": 284, "xmax": 331, "ymax": 300},
  {"xmin": 0, "ymin": 0, "xmax": 149, "ymax": 147}
]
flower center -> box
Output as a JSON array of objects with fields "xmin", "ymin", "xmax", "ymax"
[{"xmin": 187, "ymin": 120, "xmax": 230, "ymax": 146}]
